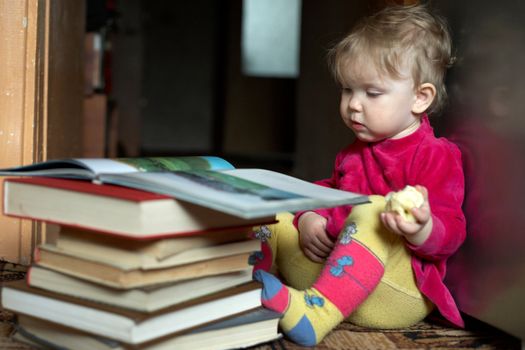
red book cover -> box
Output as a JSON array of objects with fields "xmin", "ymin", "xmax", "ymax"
[
  {"xmin": 2, "ymin": 177, "xmax": 274, "ymax": 239},
  {"xmin": 4, "ymin": 177, "xmax": 169, "ymax": 202}
]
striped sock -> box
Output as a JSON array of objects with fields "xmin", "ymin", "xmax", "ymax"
[{"xmin": 254, "ymin": 235, "xmax": 384, "ymax": 346}]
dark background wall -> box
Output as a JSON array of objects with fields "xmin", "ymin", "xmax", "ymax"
[
  {"xmin": 111, "ymin": 0, "xmax": 381, "ymax": 181},
  {"xmin": 140, "ymin": 1, "xmax": 219, "ymax": 154}
]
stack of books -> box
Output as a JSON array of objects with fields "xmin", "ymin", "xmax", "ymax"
[{"xmin": 0, "ymin": 156, "xmax": 368, "ymax": 349}]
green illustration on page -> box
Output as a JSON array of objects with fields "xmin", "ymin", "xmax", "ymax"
[
  {"xmin": 174, "ymin": 170, "xmax": 303, "ymax": 201},
  {"xmin": 115, "ymin": 156, "xmax": 235, "ymax": 172}
]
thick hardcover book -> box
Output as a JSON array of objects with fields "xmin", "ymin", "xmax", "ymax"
[
  {"xmin": 33, "ymin": 246, "xmax": 253, "ymax": 289},
  {"xmin": 1, "ymin": 280, "xmax": 262, "ymax": 344},
  {"xmin": 53, "ymin": 226, "xmax": 260, "ymax": 269},
  {"xmin": 0, "ymin": 156, "xmax": 368, "ymax": 219},
  {"xmin": 27, "ymin": 266, "xmax": 254, "ymax": 312},
  {"xmin": 38, "ymin": 239, "xmax": 259, "ymax": 270},
  {"xmin": 3, "ymin": 177, "xmax": 274, "ymax": 238},
  {"xmin": 13, "ymin": 308, "xmax": 281, "ymax": 350}
]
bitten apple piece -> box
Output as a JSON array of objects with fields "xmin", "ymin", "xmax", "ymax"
[{"xmin": 385, "ymin": 185, "xmax": 424, "ymax": 223}]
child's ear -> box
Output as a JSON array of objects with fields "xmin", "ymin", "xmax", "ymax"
[{"xmin": 412, "ymin": 83, "xmax": 436, "ymax": 114}]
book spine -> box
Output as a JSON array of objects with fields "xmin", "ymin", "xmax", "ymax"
[
  {"xmin": 2, "ymin": 212, "xmax": 276, "ymax": 240},
  {"xmin": 33, "ymin": 246, "xmax": 41, "ymax": 264},
  {"xmin": 26, "ymin": 266, "xmax": 33, "ymax": 285}
]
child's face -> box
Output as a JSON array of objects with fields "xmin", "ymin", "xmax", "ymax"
[{"xmin": 339, "ymin": 60, "xmax": 421, "ymax": 143}]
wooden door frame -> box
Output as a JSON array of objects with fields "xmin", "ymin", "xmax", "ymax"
[{"xmin": 0, "ymin": 0, "xmax": 84, "ymax": 265}]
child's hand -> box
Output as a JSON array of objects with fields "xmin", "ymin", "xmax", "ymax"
[
  {"xmin": 298, "ymin": 212, "xmax": 334, "ymax": 263},
  {"xmin": 381, "ymin": 185, "xmax": 433, "ymax": 246}
]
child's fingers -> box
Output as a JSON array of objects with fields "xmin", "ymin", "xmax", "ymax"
[
  {"xmin": 304, "ymin": 247, "xmax": 325, "ymax": 263},
  {"xmin": 306, "ymin": 240, "xmax": 330, "ymax": 258},
  {"xmin": 383, "ymin": 212, "xmax": 422, "ymax": 236},
  {"xmin": 395, "ymin": 215, "xmax": 422, "ymax": 234},
  {"xmin": 317, "ymin": 232, "xmax": 335, "ymax": 248},
  {"xmin": 312, "ymin": 237, "xmax": 332, "ymax": 255},
  {"xmin": 414, "ymin": 185, "xmax": 428, "ymax": 199},
  {"xmin": 411, "ymin": 206, "xmax": 430, "ymax": 223},
  {"xmin": 381, "ymin": 212, "xmax": 402, "ymax": 235}
]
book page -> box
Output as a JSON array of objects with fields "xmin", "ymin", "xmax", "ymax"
[
  {"xmin": 224, "ymin": 169, "xmax": 364, "ymax": 201},
  {"xmin": 0, "ymin": 156, "xmax": 234, "ymax": 178},
  {"xmin": 74, "ymin": 157, "xmax": 235, "ymax": 175},
  {"xmin": 98, "ymin": 169, "xmax": 368, "ymax": 219},
  {"xmin": 113, "ymin": 156, "xmax": 234, "ymax": 172},
  {"xmin": 74, "ymin": 159, "xmax": 137, "ymax": 174}
]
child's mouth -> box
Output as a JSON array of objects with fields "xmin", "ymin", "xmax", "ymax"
[{"xmin": 351, "ymin": 121, "xmax": 366, "ymax": 131}]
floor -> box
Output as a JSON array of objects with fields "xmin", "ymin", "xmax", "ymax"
[
  {"xmin": 0, "ymin": 260, "xmax": 522, "ymax": 350},
  {"xmin": 250, "ymin": 314, "xmax": 522, "ymax": 350}
]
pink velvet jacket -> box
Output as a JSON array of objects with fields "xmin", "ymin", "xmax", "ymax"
[{"xmin": 294, "ymin": 116, "xmax": 466, "ymax": 327}]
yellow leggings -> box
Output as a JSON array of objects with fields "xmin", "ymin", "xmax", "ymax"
[{"xmin": 264, "ymin": 196, "xmax": 434, "ymax": 328}]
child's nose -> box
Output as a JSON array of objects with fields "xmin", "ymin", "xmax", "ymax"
[{"xmin": 348, "ymin": 94, "xmax": 361, "ymax": 111}]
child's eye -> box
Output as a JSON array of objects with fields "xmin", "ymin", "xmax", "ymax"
[
  {"xmin": 366, "ymin": 91, "xmax": 382, "ymax": 97},
  {"xmin": 341, "ymin": 87, "xmax": 352, "ymax": 94}
]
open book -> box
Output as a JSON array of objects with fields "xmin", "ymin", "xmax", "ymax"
[{"xmin": 0, "ymin": 156, "xmax": 368, "ymax": 219}]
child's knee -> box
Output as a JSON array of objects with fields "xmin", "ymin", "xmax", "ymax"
[
  {"xmin": 275, "ymin": 212, "xmax": 295, "ymax": 228},
  {"xmin": 253, "ymin": 212, "xmax": 295, "ymax": 245},
  {"xmin": 346, "ymin": 195, "xmax": 386, "ymax": 224},
  {"xmin": 342, "ymin": 195, "xmax": 387, "ymax": 238},
  {"xmin": 340, "ymin": 195, "xmax": 395, "ymax": 263},
  {"xmin": 259, "ymin": 212, "xmax": 304, "ymax": 266},
  {"xmin": 269, "ymin": 212, "xmax": 299, "ymax": 247}
]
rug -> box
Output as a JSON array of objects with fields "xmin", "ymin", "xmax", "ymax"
[
  {"xmin": 250, "ymin": 314, "xmax": 521, "ymax": 350},
  {"xmin": 0, "ymin": 261, "xmax": 33, "ymax": 349},
  {"xmin": 0, "ymin": 261, "xmax": 521, "ymax": 350}
]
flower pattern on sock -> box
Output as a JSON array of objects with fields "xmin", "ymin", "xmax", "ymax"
[
  {"xmin": 304, "ymin": 293, "xmax": 325, "ymax": 308},
  {"xmin": 340, "ymin": 222, "xmax": 357, "ymax": 244},
  {"xmin": 328, "ymin": 256, "xmax": 354, "ymax": 277},
  {"xmin": 248, "ymin": 251, "xmax": 264, "ymax": 265},
  {"xmin": 253, "ymin": 225, "xmax": 272, "ymax": 242}
]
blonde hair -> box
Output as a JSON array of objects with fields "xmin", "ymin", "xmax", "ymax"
[{"xmin": 328, "ymin": 4, "xmax": 454, "ymax": 115}]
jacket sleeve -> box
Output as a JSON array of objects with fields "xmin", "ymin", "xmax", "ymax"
[{"xmin": 407, "ymin": 141, "xmax": 466, "ymax": 261}]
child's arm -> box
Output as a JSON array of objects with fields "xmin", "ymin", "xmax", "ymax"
[
  {"xmin": 394, "ymin": 142, "xmax": 466, "ymax": 261},
  {"xmin": 297, "ymin": 211, "xmax": 335, "ymax": 263}
]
